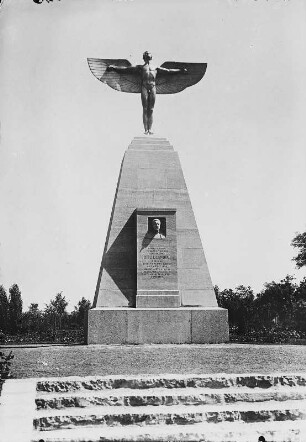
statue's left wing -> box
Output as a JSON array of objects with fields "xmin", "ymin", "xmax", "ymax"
[
  {"xmin": 156, "ymin": 62, "xmax": 207, "ymax": 94},
  {"xmin": 87, "ymin": 58, "xmax": 142, "ymax": 93}
]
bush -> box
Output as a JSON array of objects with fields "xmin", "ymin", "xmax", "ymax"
[
  {"xmin": 0, "ymin": 351, "xmax": 14, "ymax": 395},
  {"xmin": 1, "ymin": 329, "xmax": 84, "ymax": 345},
  {"xmin": 230, "ymin": 326, "xmax": 306, "ymax": 344},
  {"xmin": 0, "ymin": 331, "xmax": 6, "ymax": 343}
]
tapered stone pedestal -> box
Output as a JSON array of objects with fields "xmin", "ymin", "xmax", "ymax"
[{"xmin": 87, "ymin": 137, "xmax": 228, "ymax": 344}]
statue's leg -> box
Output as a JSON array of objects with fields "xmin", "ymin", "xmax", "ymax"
[
  {"xmin": 148, "ymin": 88, "xmax": 156, "ymax": 134},
  {"xmin": 141, "ymin": 88, "xmax": 149, "ymax": 134}
]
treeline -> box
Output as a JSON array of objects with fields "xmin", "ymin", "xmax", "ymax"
[
  {"xmin": 215, "ymin": 276, "xmax": 306, "ymax": 343},
  {"xmin": 0, "ymin": 284, "xmax": 91, "ymax": 344},
  {"xmin": 1, "ymin": 276, "xmax": 306, "ymax": 344}
]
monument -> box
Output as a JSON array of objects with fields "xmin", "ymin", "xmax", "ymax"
[{"xmin": 86, "ymin": 53, "xmax": 229, "ymax": 344}]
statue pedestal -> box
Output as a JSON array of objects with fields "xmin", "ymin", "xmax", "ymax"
[
  {"xmin": 88, "ymin": 307, "xmax": 228, "ymax": 344},
  {"xmin": 87, "ymin": 137, "xmax": 229, "ymax": 344}
]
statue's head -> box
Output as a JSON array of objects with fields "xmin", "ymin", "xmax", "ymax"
[
  {"xmin": 152, "ymin": 218, "xmax": 161, "ymax": 232},
  {"xmin": 143, "ymin": 51, "xmax": 152, "ymax": 62}
]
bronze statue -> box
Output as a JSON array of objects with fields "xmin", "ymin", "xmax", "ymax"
[{"xmin": 87, "ymin": 52, "xmax": 207, "ymax": 135}]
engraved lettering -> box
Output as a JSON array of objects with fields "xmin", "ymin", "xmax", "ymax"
[{"xmin": 140, "ymin": 245, "xmax": 171, "ymax": 279}]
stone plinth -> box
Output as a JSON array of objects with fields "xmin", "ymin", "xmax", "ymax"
[
  {"xmin": 87, "ymin": 307, "xmax": 228, "ymax": 344},
  {"xmin": 88, "ymin": 137, "xmax": 229, "ymax": 344}
]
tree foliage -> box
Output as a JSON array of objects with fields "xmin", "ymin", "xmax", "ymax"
[
  {"xmin": 21, "ymin": 303, "xmax": 43, "ymax": 333},
  {"xmin": 0, "ymin": 286, "xmax": 9, "ymax": 333},
  {"xmin": 0, "ymin": 285, "xmax": 91, "ymax": 343},
  {"xmin": 291, "ymin": 231, "xmax": 306, "ymax": 269},
  {"xmin": 215, "ymin": 285, "xmax": 254, "ymax": 334},
  {"xmin": 44, "ymin": 292, "xmax": 68, "ymax": 331},
  {"xmin": 255, "ymin": 275, "xmax": 297, "ymax": 327},
  {"xmin": 0, "ymin": 351, "xmax": 14, "ymax": 382},
  {"xmin": 8, "ymin": 284, "xmax": 23, "ymax": 334},
  {"xmin": 71, "ymin": 297, "xmax": 91, "ymax": 328},
  {"xmin": 216, "ymin": 276, "xmax": 306, "ymax": 340}
]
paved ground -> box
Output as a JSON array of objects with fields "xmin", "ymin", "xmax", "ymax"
[{"xmin": 3, "ymin": 343, "xmax": 306, "ymax": 378}]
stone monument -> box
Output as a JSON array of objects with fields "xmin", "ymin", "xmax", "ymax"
[
  {"xmin": 86, "ymin": 53, "xmax": 229, "ymax": 344},
  {"xmin": 87, "ymin": 137, "xmax": 229, "ymax": 344}
]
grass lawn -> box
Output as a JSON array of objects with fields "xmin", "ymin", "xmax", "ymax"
[{"xmin": 3, "ymin": 343, "xmax": 306, "ymax": 378}]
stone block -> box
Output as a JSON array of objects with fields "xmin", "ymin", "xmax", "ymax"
[
  {"xmin": 191, "ymin": 308, "xmax": 229, "ymax": 343},
  {"xmin": 176, "ymin": 205, "xmax": 198, "ymax": 230},
  {"xmin": 103, "ymin": 249, "xmax": 136, "ymax": 269},
  {"xmin": 177, "ymin": 229, "xmax": 203, "ymax": 248},
  {"xmin": 98, "ymin": 268, "xmax": 136, "ymax": 290},
  {"xmin": 95, "ymin": 289, "xmax": 134, "ymax": 307},
  {"xmin": 153, "ymin": 189, "xmax": 189, "ymax": 203},
  {"xmin": 87, "ymin": 308, "xmax": 128, "ymax": 344},
  {"xmin": 178, "ymin": 248, "xmax": 206, "ymax": 269},
  {"xmin": 166, "ymin": 168, "xmax": 187, "ymax": 190},
  {"xmin": 129, "ymin": 137, "xmax": 169, "ymax": 146},
  {"xmin": 178, "ymin": 268, "xmax": 213, "ymax": 290},
  {"xmin": 129, "ymin": 144, "xmax": 173, "ymax": 151},
  {"xmin": 109, "ymin": 207, "xmax": 135, "ymax": 227},
  {"xmin": 105, "ymin": 227, "xmax": 135, "ymax": 252},
  {"xmin": 137, "ymin": 168, "xmax": 167, "ymax": 189},
  {"xmin": 87, "ymin": 307, "xmax": 228, "ymax": 344},
  {"xmin": 136, "ymin": 291, "xmax": 180, "ymax": 308},
  {"xmin": 119, "ymin": 167, "xmax": 138, "ymax": 189},
  {"xmin": 127, "ymin": 309, "xmax": 191, "ymax": 344},
  {"xmin": 181, "ymin": 289, "xmax": 217, "ymax": 307}
]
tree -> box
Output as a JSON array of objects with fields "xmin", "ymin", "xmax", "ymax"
[
  {"xmin": 0, "ymin": 286, "xmax": 9, "ymax": 333},
  {"xmin": 44, "ymin": 292, "xmax": 68, "ymax": 331},
  {"xmin": 291, "ymin": 231, "xmax": 306, "ymax": 269},
  {"xmin": 21, "ymin": 303, "xmax": 43, "ymax": 333},
  {"xmin": 215, "ymin": 285, "xmax": 254, "ymax": 334},
  {"xmin": 8, "ymin": 284, "xmax": 23, "ymax": 334},
  {"xmin": 255, "ymin": 275, "xmax": 297, "ymax": 328},
  {"xmin": 72, "ymin": 297, "xmax": 91, "ymax": 328},
  {"xmin": 292, "ymin": 277, "xmax": 306, "ymax": 333}
]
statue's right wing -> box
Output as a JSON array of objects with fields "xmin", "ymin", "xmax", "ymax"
[
  {"xmin": 156, "ymin": 62, "xmax": 207, "ymax": 94},
  {"xmin": 87, "ymin": 58, "xmax": 142, "ymax": 93}
]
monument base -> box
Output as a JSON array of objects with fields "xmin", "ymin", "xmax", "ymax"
[{"xmin": 87, "ymin": 307, "xmax": 229, "ymax": 344}]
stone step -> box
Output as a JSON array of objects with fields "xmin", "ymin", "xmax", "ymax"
[
  {"xmin": 130, "ymin": 142, "xmax": 170, "ymax": 147},
  {"xmin": 35, "ymin": 385, "xmax": 306, "ymax": 410},
  {"xmin": 35, "ymin": 373, "xmax": 306, "ymax": 393},
  {"xmin": 130, "ymin": 139, "xmax": 170, "ymax": 144},
  {"xmin": 31, "ymin": 420, "xmax": 306, "ymax": 442},
  {"xmin": 133, "ymin": 137, "xmax": 168, "ymax": 141},
  {"xmin": 128, "ymin": 144, "xmax": 173, "ymax": 151},
  {"xmin": 33, "ymin": 400, "xmax": 306, "ymax": 430}
]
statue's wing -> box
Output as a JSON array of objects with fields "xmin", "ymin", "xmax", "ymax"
[
  {"xmin": 156, "ymin": 62, "xmax": 207, "ymax": 94},
  {"xmin": 87, "ymin": 58, "xmax": 142, "ymax": 93}
]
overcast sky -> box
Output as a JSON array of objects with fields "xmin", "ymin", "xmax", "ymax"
[{"xmin": 0, "ymin": 0, "xmax": 305, "ymax": 310}]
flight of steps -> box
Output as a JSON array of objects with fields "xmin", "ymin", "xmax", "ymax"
[{"xmin": 31, "ymin": 373, "xmax": 306, "ymax": 442}]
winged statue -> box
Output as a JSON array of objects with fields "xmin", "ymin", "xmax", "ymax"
[{"xmin": 87, "ymin": 51, "xmax": 207, "ymax": 135}]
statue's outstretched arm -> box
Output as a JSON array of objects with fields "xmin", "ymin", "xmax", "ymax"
[
  {"xmin": 157, "ymin": 67, "xmax": 187, "ymax": 74},
  {"xmin": 108, "ymin": 65, "xmax": 140, "ymax": 74}
]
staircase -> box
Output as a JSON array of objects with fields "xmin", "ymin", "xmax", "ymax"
[{"xmin": 30, "ymin": 373, "xmax": 306, "ymax": 441}]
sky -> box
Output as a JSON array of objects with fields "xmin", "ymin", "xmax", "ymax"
[{"xmin": 0, "ymin": 0, "xmax": 305, "ymax": 311}]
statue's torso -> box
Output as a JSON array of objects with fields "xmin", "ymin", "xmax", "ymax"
[{"xmin": 141, "ymin": 63, "xmax": 157, "ymax": 87}]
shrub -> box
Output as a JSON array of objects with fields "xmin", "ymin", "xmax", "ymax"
[
  {"xmin": 0, "ymin": 351, "xmax": 14, "ymax": 395},
  {"xmin": 230, "ymin": 326, "xmax": 306, "ymax": 344}
]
